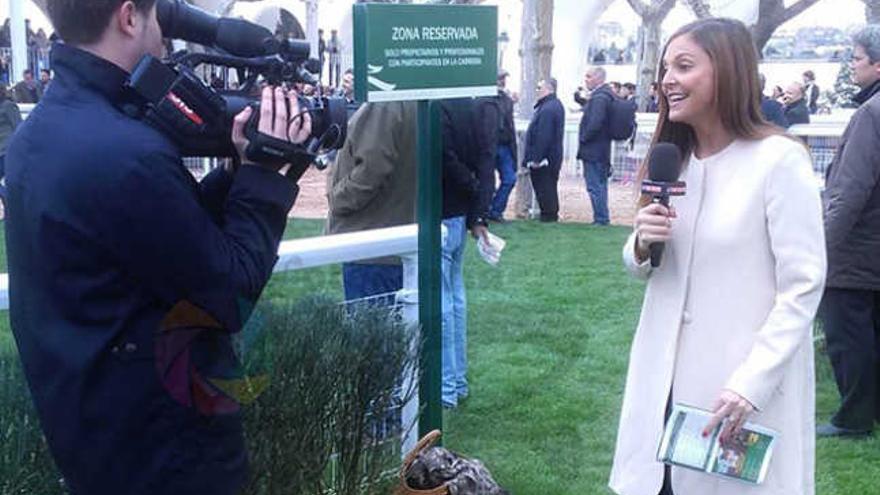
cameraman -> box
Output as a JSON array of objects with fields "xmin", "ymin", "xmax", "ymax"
[{"xmin": 4, "ymin": 1, "xmax": 311, "ymax": 494}]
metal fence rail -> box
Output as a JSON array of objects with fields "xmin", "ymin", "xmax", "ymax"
[
  {"xmin": 515, "ymin": 112, "xmax": 846, "ymax": 185},
  {"xmin": 0, "ymin": 224, "xmax": 423, "ymax": 460}
]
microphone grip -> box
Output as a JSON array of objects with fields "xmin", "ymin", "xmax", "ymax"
[
  {"xmin": 649, "ymin": 193, "xmax": 669, "ymax": 268},
  {"xmin": 650, "ymin": 242, "xmax": 664, "ymax": 268}
]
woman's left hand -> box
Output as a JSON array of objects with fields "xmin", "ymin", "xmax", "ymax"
[{"xmin": 702, "ymin": 389, "xmax": 756, "ymax": 442}]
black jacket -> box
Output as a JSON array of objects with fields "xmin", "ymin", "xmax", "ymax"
[
  {"xmin": 784, "ymin": 98, "xmax": 810, "ymax": 126},
  {"xmin": 761, "ymin": 96, "xmax": 788, "ymax": 128},
  {"xmin": 496, "ymin": 89, "xmax": 518, "ymax": 164},
  {"xmin": 440, "ymin": 97, "xmax": 497, "ymax": 227},
  {"xmin": 523, "ymin": 93, "xmax": 565, "ymax": 168},
  {"xmin": 806, "ymin": 82, "xmax": 820, "ymax": 114},
  {"xmin": 4, "ymin": 43, "xmax": 297, "ymax": 495},
  {"xmin": 0, "ymin": 97, "xmax": 21, "ymax": 155},
  {"xmin": 577, "ymin": 84, "xmax": 615, "ymax": 163},
  {"xmin": 823, "ymin": 80, "xmax": 880, "ymax": 290}
]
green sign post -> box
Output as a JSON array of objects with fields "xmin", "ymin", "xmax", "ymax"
[{"xmin": 353, "ymin": 3, "xmax": 497, "ymax": 439}]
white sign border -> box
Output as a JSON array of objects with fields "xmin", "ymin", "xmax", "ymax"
[{"xmin": 367, "ymin": 85, "xmax": 497, "ymax": 102}]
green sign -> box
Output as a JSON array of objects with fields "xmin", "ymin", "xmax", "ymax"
[{"xmin": 353, "ymin": 3, "xmax": 498, "ymax": 102}]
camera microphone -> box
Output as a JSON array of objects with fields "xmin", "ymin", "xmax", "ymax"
[
  {"xmin": 157, "ymin": 0, "xmax": 280, "ymax": 58},
  {"xmin": 641, "ymin": 143, "xmax": 685, "ymax": 268}
]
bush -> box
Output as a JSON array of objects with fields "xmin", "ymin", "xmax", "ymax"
[
  {"xmin": 241, "ymin": 295, "xmax": 419, "ymax": 495},
  {"xmin": 0, "ymin": 295, "xmax": 418, "ymax": 495}
]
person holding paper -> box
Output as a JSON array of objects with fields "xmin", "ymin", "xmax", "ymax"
[{"xmin": 608, "ymin": 18, "xmax": 826, "ymax": 495}]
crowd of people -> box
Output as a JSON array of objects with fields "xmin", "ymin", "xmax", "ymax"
[{"xmin": 1, "ymin": 18, "xmax": 53, "ymax": 84}]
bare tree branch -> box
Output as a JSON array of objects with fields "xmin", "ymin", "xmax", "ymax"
[
  {"xmin": 625, "ymin": 0, "xmax": 650, "ymax": 17},
  {"xmin": 778, "ymin": 0, "xmax": 823, "ymax": 25},
  {"xmin": 752, "ymin": 0, "xmax": 822, "ymax": 53},
  {"xmin": 626, "ymin": 0, "xmax": 677, "ymax": 19},
  {"xmin": 683, "ymin": 0, "xmax": 712, "ymax": 19},
  {"xmin": 863, "ymin": 0, "xmax": 880, "ymax": 22}
]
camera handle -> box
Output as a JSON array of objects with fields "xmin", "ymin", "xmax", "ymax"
[{"xmin": 243, "ymin": 104, "xmax": 313, "ymax": 182}]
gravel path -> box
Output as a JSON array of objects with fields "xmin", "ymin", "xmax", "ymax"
[{"xmin": 291, "ymin": 167, "xmax": 639, "ymax": 227}]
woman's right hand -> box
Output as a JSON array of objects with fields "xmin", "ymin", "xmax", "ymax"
[{"xmin": 634, "ymin": 202, "xmax": 676, "ymax": 263}]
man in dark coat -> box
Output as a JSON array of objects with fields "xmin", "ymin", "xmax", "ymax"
[
  {"xmin": 12, "ymin": 68, "xmax": 42, "ymax": 104},
  {"xmin": 782, "ymin": 81, "xmax": 810, "ymax": 127},
  {"xmin": 488, "ymin": 70, "xmax": 518, "ymax": 222},
  {"xmin": 4, "ymin": 1, "xmax": 312, "ymax": 493},
  {"xmin": 577, "ymin": 66, "xmax": 615, "ymax": 225},
  {"xmin": 818, "ymin": 25, "xmax": 880, "ymax": 439},
  {"xmin": 439, "ymin": 96, "xmax": 495, "ymax": 408},
  {"xmin": 759, "ymin": 73, "xmax": 787, "ymax": 128},
  {"xmin": 803, "ymin": 69, "xmax": 820, "ymax": 114},
  {"xmin": 523, "ymin": 78, "xmax": 565, "ymax": 222}
]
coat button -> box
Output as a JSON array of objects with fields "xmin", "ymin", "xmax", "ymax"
[
  {"xmin": 682, "ymin": 311, "xmax": 693, "ymax": 325},
  {"xmin": 124, "ymin": 343, "xmax": 138, "ymax": 353}
]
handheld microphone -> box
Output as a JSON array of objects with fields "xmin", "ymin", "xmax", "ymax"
[{"xmin": 641, "ymin": 143, "xmax": 685, "ymax": 267}]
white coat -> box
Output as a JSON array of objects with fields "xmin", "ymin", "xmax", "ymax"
[{"xmin": 609, "ymin": 135, "xmax": 826, "ymax": 495}]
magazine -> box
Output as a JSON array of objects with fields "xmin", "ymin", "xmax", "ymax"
[{"xmin": 657, "ymin": 403, "xmax": 778, "ymax": 484}]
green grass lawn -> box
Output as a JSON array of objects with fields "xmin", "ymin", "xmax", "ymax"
[{"xmin": 1, "ymin": 219, "xmax": 878, "ymax": 494}]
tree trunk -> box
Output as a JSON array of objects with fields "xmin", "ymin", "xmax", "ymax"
[
  {"xmin": 517, "ymin": 0, "xmax": 555, "ymax": 118},
  {"xmin": 866, "ymin": 0, "xmax": 880, "ymax": 23},
  {"xmin": 751, "ymin": 0, "xmax": 822, "ymax": 54},
  {"xmin": 635, "ymin": 14, "xmax": 663, "ymax": 112},
  {"xmin": 627, "ymin": 0, "xmax": 676, "ymax": 112},
  {"xmin": 514, "ymin": 0, "xmax": 554, "ymax": 219}
]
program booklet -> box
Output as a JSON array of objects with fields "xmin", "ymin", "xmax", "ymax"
[{"xmin": 657, "ymin": 403, "xmax": 778, "ymax": 484}]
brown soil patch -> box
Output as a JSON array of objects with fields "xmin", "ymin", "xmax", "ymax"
[{"xmin": 291, "ymin": 167, "xmax": 639, "ymax": 226}]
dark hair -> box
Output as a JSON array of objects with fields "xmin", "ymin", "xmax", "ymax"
[
  {"xmin": 638, "ymin": 18, "xmax": 783, "ymax": 206},
  {"xmin": 802, "ymin": 70, "xmax": 815, "ymax": 81},
  {"xmin": 47, "ymin": 0, "xmax": 157, "ymax": 45},
  {"xmin": 40, "ymin": 68, "xmax": 51, "ymax": 76},
  {"xmin": 623, "ymin": 82, "xmax": 636, "ymax": 91},
  {"xmin": 545, "ymin": 77, "xmax": 558, "ymax": 92},
  {"xmin": 0, "ymin": 84, "xmax": 8, "ymax": 100}
]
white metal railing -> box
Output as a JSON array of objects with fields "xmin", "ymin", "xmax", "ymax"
[
  {"xmin": 514, "ymin": 111, "xmax": 847, "ymax": 184},
  {"xmin": 0, "ymin": 224, "xmax": 423, "ymax": 455}
]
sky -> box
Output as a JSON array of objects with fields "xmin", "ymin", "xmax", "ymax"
[
  {"xmin": 1, "ymin": 0, "xmax": 871, "ymax": 37},
  {"xmin": 599, "ymin": 0, "xmax": 866, "ymax": 34}
]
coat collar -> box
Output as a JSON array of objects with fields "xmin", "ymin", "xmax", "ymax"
[
  {"xmin": 534, "ymin": 93, "xmax": 558, "ymax": 109},
  {"xmin": 853, "ymin": 79, "xmax": 880, "ymax": 106},
  {"xmin": 49, "ymin": 42, "xmax": 131, "ymax": 104}
]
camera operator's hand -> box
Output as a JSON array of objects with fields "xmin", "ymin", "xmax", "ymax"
[{"xmin": 231, "ymin": 86, "xmax": 313, "ymax": 175}]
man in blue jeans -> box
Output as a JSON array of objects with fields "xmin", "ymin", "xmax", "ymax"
[
  {"xmin": 577, "ymin": 66, "xmax": 615, "ymax": 225},
  {"xmin": 439, "ymin": 97, "xmax": 496, "ymax": 408},
  {"xmin": 488, "ymin": 70, "xmax": 518, "ymax": 222},
  {"xmin": 326, "ymin": 101, "xmax": 417, "ymax": 302}
]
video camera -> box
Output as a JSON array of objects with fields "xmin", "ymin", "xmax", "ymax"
[{"xmin": 126, "ymin": 0, "xmax": 347, "ymax": 171}]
